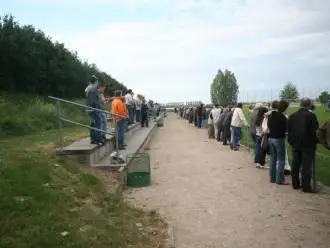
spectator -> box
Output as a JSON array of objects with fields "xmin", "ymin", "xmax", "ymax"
[
  {"xmin": 254, "ymin": 105, "xmax": 269, "ymax": 168},
  {"xmin": 207, "ymin": 108, "xmax": 215, "ymax": 139},
  {"xmin": 197, "ymin": 103, "xmax": 204, "ymax": 128},
  {"xmin": 141, "ymin": 98, "xmax": 149, "ymax": 127},
  {"xmin": 288, "ymin": 98, "xmax": 319, "ymax": 193},
  {"xmin": 249, "ymin": 103, "xmax": 263, "ymax": 145},
  {"xmin": 222, "ymin": 107, "xmax": 234, "ymax": 146},
  {"xmin": 217, "ymin": 107, "xmax": 229, "ymax": 141},
  {"xmin": 211, "ymin": 104, "xmax": 221, "ymax": 140},
  {"xmin": 97, "ymin": 83, "xmax": 107, "ymax": 141},
  {"xmin": 267, "ymin": 100, "xmax": 289, "ymax": 184},
  {"xmin": 85, "ymin": 75, "xmax": 104, "ymax": 145},
  {"xmin": 111, "ymin": 90, "xmax": 129, "ymax": 150},
  {"xmin": 125, "ymin": 89, "xmax": 134, "ymax": 125},
  {"xmin": 230, "ymin": 103, "xmax": 247, "ymax": 151},
  {"xmin": 135, "ymin": 94, "xmax": 142, "ymax": 123}
]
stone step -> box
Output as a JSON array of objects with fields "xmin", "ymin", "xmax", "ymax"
[{"xmin": 58, "ymin": 122, "xmax": 141, "ymax": 165}]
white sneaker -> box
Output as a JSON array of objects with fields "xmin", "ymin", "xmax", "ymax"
[{"xmin": 255, "ymin": 163, "xmax": 261, "ymax": 168}]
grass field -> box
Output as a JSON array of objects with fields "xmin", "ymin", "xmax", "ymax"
[
  {"xmin": 0, "ymin": 93, "xmax": 168, "ymax": 247},
  {"xmin": 241, "ymin": 105, "xmax": 330, "ymax": 185},
  {"xmin": 0, "ymin": 127, "xmax": 167, "ymax": 248},
  {"xmin": 0, "ymin": 92, "xmax": 89, "ymax": 137}
]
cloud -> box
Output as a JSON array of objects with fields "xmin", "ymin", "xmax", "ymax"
[{"xmin": 47, "ymin": 0, "xmax": 330, "ymax": 102}]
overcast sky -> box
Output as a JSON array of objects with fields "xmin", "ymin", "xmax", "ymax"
[{"xmin": 2, "ymin": 0, "xmax": 330, "ymax": 103}]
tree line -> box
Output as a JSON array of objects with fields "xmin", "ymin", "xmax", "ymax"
[
  {"xmin": 210, "ymin": 69, "xmax": 329, "ymax": 105},
  {"xmin": 0, "ymin": 15, "xmax": 127, "ymax": 98}
]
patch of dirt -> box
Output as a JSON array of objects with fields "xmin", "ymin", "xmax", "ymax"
[{"xmin": 125, "ymin": 114, "xmax": 330, "ymax": 248}]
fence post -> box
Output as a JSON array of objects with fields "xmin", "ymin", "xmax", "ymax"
[
  {"xmin": 56, "ymin": 99, "xmax": 63, "ymax": 152},
  {"xmin": 114, "ymin": 117, "xmax": 120, "ymax": 164}
]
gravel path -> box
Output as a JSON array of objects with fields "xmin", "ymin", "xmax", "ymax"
[{"xmin": 125, "ymin": 114, "xmax": 330, "ymax": 248}]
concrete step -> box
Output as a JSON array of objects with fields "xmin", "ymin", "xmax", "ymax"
[
  {"xmin": 91, "ymin": 116, "xmax": 161, "ymax": 187},
  {"xmin": 58, "ymin": 122, "xmax": 141, "ymax": 165},
  {"xmin": 91, "ymin": 119, "xmax": 158, "ymax": 171}
]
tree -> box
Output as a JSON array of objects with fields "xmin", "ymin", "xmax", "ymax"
[
  {"xmin": 318, "ymin": 91, "xmax": 330, "ymax": 104},
  {"xmin": 280, "ymin": 82, "xmax": 299, "ymax": 101},
  {"xmin": 210, "ymin": 69, "xmax": 239, "ymax": 106},
  {"xmin": 0, "ymin": 14, "xmax": 127, "ymax": 98}
]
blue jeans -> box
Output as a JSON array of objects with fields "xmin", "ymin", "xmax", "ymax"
[
  {"xmin": 126, "ymin": 105, "xmax": 134, "ymax": 124},
  {"xmin": 197, "ymin": 116, "xmax": 202, "ymax": 128},
  {"xmin": 89, "ymin": 111, "xmax": 102, "ymax": 143},
  {"xmin": 100, "ymin": 112, "xmax": 107, "ymax": 137},
  {"xmin": 268, "ymin": 138, "xmax": 285, "ymax": 184},
  {"xmin": 136, "ymin": 109, "xmax": 141, "ymax": 122},
  {"xmin": 116, "ymin": 119, "xmax": 125, "ymax": 148},
  {"xmin": 231, "ymin": 126, "xmax": 242, "ymax": 150}
]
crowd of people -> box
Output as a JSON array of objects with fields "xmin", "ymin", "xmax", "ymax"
[
  {"xmin": 84, "ymin": 75, "xmax": 161, "ymax": 150},
  {"xmin": 177, "ymin": 98, "xmax": 329, "ymax": 193}
]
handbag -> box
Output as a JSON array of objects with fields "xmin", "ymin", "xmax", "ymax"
[{"xmin": 261, "ymin": 134, "xmax": 268, "ymax": 151}]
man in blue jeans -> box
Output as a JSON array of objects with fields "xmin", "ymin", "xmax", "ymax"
[
  {"xmin": 230, "ymin": 103, "xmax": 247, "ymax": 151},
  {"xmin": 111, "ymin": 90, "xmax": 128, "ymax": 150},
  {"xmin": 85, "ymin": 75, "xmax": 104, "ymax": 145}
]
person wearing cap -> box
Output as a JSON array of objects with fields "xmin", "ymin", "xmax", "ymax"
[
  {"xmin": 85, "ymin": 75, "xmax": 104, "ymax": 145},
  {"xmin": 111, "ymin": 90, "xmax": 128, "ymax": 150}
]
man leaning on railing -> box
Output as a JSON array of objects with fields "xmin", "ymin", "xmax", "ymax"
[
  {"xmin": 111, "ymin": 90, "xmax": 129, "ymax": 150},
  {"xmin": 85, "ymin": 75, "xmax": 105, "ymax": 145}
]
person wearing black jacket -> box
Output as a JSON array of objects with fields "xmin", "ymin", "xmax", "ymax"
[
  {"xmin": 288, "ymin": 98, "xmax": 319, "ymax": 193},
  {"xmin": 222, "ymin": 107, "xmax": 233, "ymax": 145},
  {"xmin": 141, "ymin": 99, "xmax": 149, "ymax": 128},
  {"xmin": 267, "ymin": 100, "xmax": 289, "ymax": 185}
]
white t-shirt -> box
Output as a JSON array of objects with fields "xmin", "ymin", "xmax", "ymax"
[
  {"xmin": 231, "ymin": 108, "xmax": 247, "ymax": 127},
  {"xmin": 210, "ymin": 108, "xmax": 221, "ymax": 124},
  {"xmin": 125, "ymin": 93, "xmax": 133, "ymax": 105}
]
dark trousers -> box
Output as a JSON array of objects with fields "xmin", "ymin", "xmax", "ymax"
[
  {"xmin": 141, "ymin": 115, "xmax": 149, "ymax": 127},
  {"xmin": 89, "ymin": 111, "xmax": 102, "ymax": 143},
  {"xmin": 291, "ymin": 148, "xmax": 314, "ymax": 192},
  {"xmin": 255, "ymin": 135, "xmax": 266, "ymax": 165},
  {"xmin": 223, "ymin": 127, "xmax": 231, "ymax": 145}
]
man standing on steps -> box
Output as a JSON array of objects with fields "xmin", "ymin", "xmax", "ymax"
[
  {"xmin": 97, "ymin": 83, "xmax": 107, "ymax": 142},
  {"xmin": 288, "ymin": 98, "xmax": 319, "ymax": 193},
  {"xmin": 85, "ymin": 75, "xmax": 104, "ymax": 145},
  {"xmin": 111, "ymin": 90, "xmax": 128, "ymax": 150},
  {"xmin": 125, "ymin": 89, "xmax": 134, "ymax": 125}
]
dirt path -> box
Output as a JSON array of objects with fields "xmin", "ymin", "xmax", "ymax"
[{"xmin": 125, "ymin": 114, "xmax": 330, "ymax": 248}]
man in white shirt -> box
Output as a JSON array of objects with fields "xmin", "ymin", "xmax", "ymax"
[
  {"xmin": 231, "ymin": 103, "xmax": 248, "ymax": 151},
  {"xmin": 125, "ymin": 89, "xmax": 134, "ymax": 124},
  {"xmin": 211, "ymin": 104, "xmax": 221, "ymax": 140},
  {"xmin": 134, "ymin": 94, "xmax": 142, "ymax": 123}
]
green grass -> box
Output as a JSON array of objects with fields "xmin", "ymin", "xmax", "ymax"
[
  {"xmin": 0, "ymin": 92, "xmax": 89, "ymax": 137},
  {"xmin": 0, "ymin": 127, "xmax": 167, "ymax": 248},
  {"xmin": 241, "ymin": 105, "xmax": 330, "ymax": 185}
]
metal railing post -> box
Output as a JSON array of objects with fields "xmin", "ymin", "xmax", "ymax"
[
  {"xmin": 56, "ymin": 99, "xmax": 63, "ymax": 151},
  {"xmin": 113, "ymin": 117, "xmax": 120, "ymax": 165}
]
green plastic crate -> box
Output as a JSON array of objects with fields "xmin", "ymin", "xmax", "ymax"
[{"xmin": 126, "ymin": 153, "xmax": 151, "ymax": 187}]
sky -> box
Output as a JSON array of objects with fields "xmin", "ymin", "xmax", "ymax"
[{"xmin": 1, "ymin": 0, "xmax": 330, "ymax": 103}]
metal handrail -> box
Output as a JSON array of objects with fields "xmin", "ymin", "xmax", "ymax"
[
  {"xmin": 49, "ymin": 96, "xmax": 123, "ymax": 164},
  {"xmin": 48, "ymin": 95, "xmax": 127, "ymax": 119}
]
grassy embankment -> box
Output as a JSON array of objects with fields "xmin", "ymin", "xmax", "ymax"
[
  {"xmin": 0, "ymin": 93, "xmax": 167, "ymax": 248},
  {"xmin": 241, "ymin": 105, "xmax": 330, "ymax": 185}
]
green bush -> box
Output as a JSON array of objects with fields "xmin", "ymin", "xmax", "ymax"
[{"xmin": 0, "ymin": 93, "xmax": 88, "ymax": 137}]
